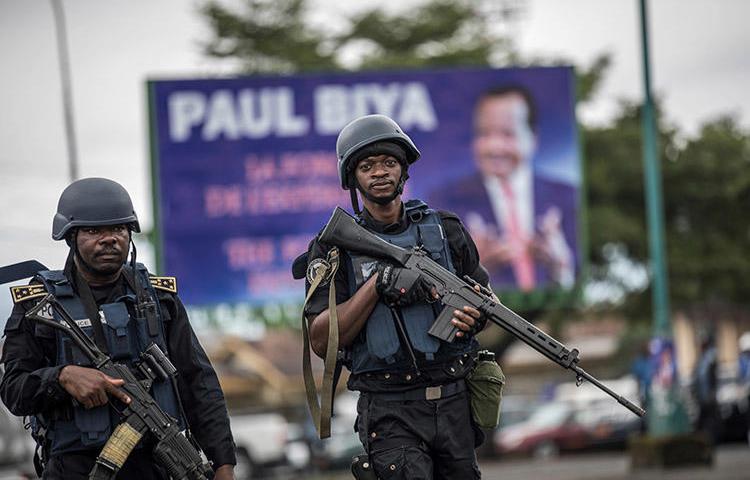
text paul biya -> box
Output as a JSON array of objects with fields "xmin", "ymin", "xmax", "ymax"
[{"xmin": 167, "ymin": 82, "xmax": 438, "ymax": 142}]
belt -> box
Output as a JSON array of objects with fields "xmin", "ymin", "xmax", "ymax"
[{"xmin": 368, "ymin": 379, "xmax": 466, "ymax": 402}]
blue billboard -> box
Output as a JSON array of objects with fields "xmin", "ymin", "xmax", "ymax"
[{"xmin": 148, "ymin": 66, "xmax": 581, "ymax": 306}]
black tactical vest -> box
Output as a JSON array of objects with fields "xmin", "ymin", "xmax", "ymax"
[
  {"xmin": 346, "ymin": 200, "xmax": 477, "ymax": 375},
  {"xmin": 33, "ymin": 265, "xmax": 182, "ymax": 456}
]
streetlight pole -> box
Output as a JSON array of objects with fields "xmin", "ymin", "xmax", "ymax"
[
  {"xmin": 638, "ymin": 0, "xmax": 689, "ymax": 437},
  {"xmin": 50, "ymin": 0, "xmax": 79, "ymax": 182}
]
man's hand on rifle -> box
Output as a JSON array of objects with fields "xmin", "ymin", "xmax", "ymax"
[
  {"xmin": 58, "ymin": 365, "xmax": 131, "ymax": 409},
  {"xmin": 375, "ymin": 262, "xmax": 433, "ymax": 306},
  {"xmin": 451, "ymin": 284, "xmax": 488, "ymax": 338}
]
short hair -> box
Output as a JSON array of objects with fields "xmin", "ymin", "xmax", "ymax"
[{"xmin": 475, "ymin": 85, "xmax": 537, "ymax": 131}]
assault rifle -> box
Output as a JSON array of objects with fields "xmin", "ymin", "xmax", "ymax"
[
  {"xmin": 319, "ymin": 207, "xmax": 645, "ymax": 417},
  {"xmin": 26, "ymin": 294, "xmax": 214, "ymax": 480}
]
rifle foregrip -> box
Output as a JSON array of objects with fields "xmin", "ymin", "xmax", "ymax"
[{"xmin": 88, "ymin": 422, "xmax": 144, "ymax": 480}]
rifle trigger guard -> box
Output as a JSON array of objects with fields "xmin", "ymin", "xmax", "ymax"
[{"xmin": 576, "ymin": 375, "xmax": 583, "ymax": 387}]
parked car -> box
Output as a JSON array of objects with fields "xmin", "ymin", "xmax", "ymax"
[
  {"xmin": 306, "ymin": 391, "xmax": 364, "ymax": 471},
  {"xmin": 716, "ymin": 372, "xmax": 750, "ymax": 442},
  {"xmin": 498, "ymin": 394, "xmax": 540, "ymax": 430},
  {"xmin": 494, "ymin": 401, "xmax": 589, "ymax": 458},
  {"xmin": 482, "ymin": 394, "xmax": 539, "ymax": 458},
  {"xmin": 230, "ymin": 412, "xmax": 290, "ymax": 479},
  {"xmin": 0, "ymin": 368, "xmax": 35, "ymax": 468},
  {"xmin": 495, "ymin": 383, "xmax": 643, "ymax": 459},
  {"xmin": 575, "ymin": 399, "xmax": 641, "ymax": 450},
  {"xmin": 285, "ymin": 423, "xmax": 315, "ymax": 473}
]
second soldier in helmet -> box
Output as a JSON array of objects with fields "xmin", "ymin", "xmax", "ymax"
[
  {"xmin": 304, "ymin": 115, "xmax": 493, "ymax": 479},
  {"xmin": 0, "ymin": 178, "xmax": 236, "ymax": 479}
]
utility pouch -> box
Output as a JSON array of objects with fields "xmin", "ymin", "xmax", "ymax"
[
  {"xmin": 351, "ymin": 454, "xmax": 379, "ymax": 480},
  {"xmin": 466, "ymin": 350, "xmax": 505, "ymax": 429}
]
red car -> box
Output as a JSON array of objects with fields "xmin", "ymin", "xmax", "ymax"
[{"xmin": 494, "ymin": 402, "xmax": 590, "ymax": 458}]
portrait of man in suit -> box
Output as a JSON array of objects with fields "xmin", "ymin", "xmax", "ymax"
[{"xmin": 430, "ymin": 85, "xmax": 578, "ymax": 291}]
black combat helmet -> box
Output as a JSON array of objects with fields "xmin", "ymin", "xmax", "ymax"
[
  {"xmin": 335, "ymin": 114, "xmax": 420, "ymax": 190},
  {"xmin": 52, "ymin": 177, "xmax": 140, "ymax": 241}
]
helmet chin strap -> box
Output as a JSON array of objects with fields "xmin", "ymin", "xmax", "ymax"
[
  {"xmin": 70, "ymin": 231, "xmax": 98, "ymax": 276},
  {"xmin": 349, "ymin": 188, "xmax": 361, "ymax": 215}
]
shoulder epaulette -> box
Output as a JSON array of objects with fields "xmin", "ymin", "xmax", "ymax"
[
  {"xmin": 10, "ymin": 284, "xmax": 48, "ymax": 304},
  {"xmin": 150, "ymin": 276, "xmax": 177, "ymax": 294}
]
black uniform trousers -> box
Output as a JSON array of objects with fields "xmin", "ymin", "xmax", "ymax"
[
  {"xmin": 42, "ymin": 448, "xmax": 167, "ymax": 480},
  {"xmin": 356, "ymin": 389, "xmax": 481, "ymax": 480}
]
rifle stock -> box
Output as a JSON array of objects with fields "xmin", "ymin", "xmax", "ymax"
[
  {"xmin": 318, "ymin": 207, "xmax": 645, "ymax": 417},
  {"xmin": 320, "ymin": 207, "xmax": 410, "ymax": 265}
]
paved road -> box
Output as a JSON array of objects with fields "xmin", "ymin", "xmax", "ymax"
[
  {"xmin": 478, "ymin": 443, "xmax": 750, "ymax": 480},
  {"xmin": 2, "ymin": 443, "xmax": 748, "ymax": 479},
  {"xmin": 299, "ymin": 443, "xmax": 750, "ymax": 480}
]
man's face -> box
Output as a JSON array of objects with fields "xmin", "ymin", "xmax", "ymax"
[
  {"xmin": 354, "ymin": 154, "xmax": 403, "ymax": 202},
  {"xmin": 472, "ymin": 92, "xmax": 536, "ymax": 180},
  {"xmin": 75, "ymin": 224, "xmax": 130, "ymax": 276}
]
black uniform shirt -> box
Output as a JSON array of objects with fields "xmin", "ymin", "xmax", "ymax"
[{"xmin": 0, "ymin": 271, "xmax": 237, "ymax": 469}]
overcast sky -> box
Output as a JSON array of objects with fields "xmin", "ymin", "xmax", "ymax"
[{"xmin": 1, "ymin": 0, "xmax": 748, "ymax": 317}]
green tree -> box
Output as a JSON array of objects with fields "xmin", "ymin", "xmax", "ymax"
[
  {"xmin": 585, "ymin": 105, "xmax": 750, "ymax": 320},
  {"xmin": 338, "ymin": 0, "xmax": 506, "ymax": 70},
  {"xmin": 200, "ymin": 0, "xmax": 337, "ymax": 73},
  {"xmin": 665, "ymin": 116, "xmax": 750, "ymax": 308},
  {"xmin": 200, "ymin": 0, "xmax": 515, "ymax": 73}
]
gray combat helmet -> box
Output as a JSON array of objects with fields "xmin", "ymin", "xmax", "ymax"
[
  {"xmin": 336, "ymin": 114, "xmax": 421, "ymax": 190},
  {"xmin": 52, "ymin": 177, "xmax": 140, "ymax": 240}
]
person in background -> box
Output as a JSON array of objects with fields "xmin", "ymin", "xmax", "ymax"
[
  {"xmin": 630, "ymin": 341, "xmax": 653, "ymax": 431},
  {"xmin": 693, "ymin": 335, "xmax": 720, "ymax": 443},
  {"xmin": 738, "ymin": 332, "xmax": 750, "ymax": 446}
]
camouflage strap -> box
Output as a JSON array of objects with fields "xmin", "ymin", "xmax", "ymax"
[{"xmin": 301, "ymin": 247, "xmax": 340, "ymax": 439}]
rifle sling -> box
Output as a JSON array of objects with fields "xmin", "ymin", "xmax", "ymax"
[
  {"xmin": 301, "ymin": 247, "xmax": 340, "ymax": 439},
  {"xmin": 74, "ymin": 269, "xmax": 113, "ymax": 355},
  {"xmin": 120, "ymin": 268, "xmax": 160, "ymax": 337}
]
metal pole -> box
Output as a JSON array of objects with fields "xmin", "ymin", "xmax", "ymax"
[
  {"xmin": 638, "ymin": 0, "xmax": 689, "ymax": 436},
  {"xmin": 639, "ymin": 0, "xmax": 669, "ymax": 334},
  {"xmin": 50, "ymin": 0, "xmax": 79, "ymax": 182}
]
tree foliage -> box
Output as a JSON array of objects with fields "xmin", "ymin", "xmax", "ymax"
[
  {"xmin": 200, "ymin": 0, "xmax": 337, "ymax": 73},
  {"xmin": 340, "ymin": 0, "xmax": 503, "ymax": 70},
  {"xmin": 664, "ymin": 116, "xmax": 750, "ymax": 307},
  {"xmin": 585, "ymin": 105, "xmax": 750, "ymax": 318},
  {"xmin": 200, "ymin": 0, "xmax": 510, "ymax": 73}
]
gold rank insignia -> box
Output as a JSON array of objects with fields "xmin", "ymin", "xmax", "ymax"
[
  {"xmin": 10, "ymin": 284, "xmax": 48, "ymax": 304},
  {"xmin": 149, "ymin": 276, "xmax": 177, "ymax": 293}
]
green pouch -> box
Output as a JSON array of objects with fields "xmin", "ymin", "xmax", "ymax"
[{"xmin": 466, "ymin": 351, "xmax": 506, "ymax": 429}]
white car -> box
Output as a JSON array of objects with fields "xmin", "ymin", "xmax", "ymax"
[
  {"xmin": 0, "ymin": 397, "xmax": 35, "ymax": 472},
  {"xmin": 230, "ymin": 412, "xmax": 290, "ymax": 479}
]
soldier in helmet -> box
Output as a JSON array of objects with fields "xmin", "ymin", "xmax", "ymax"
[
  {"xmin": 0, "ymin": 178, "xmax": 236, "ymax": 479},
  {"xmin": 302, "ymin": 115, "xmax": 494, "ymax": 479}
]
